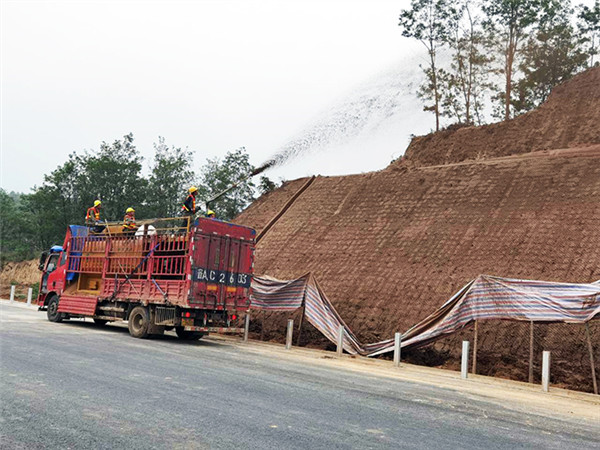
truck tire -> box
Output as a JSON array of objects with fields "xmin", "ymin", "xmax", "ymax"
[
  {"xmin": 47, "ymin": 295, "xmax": 64, "ymax": 323},
  {"xmin": 128, "ymin": 306, "xmax": 150, "ymax": 338},
  {"xmin": 94, "ymin": 319, "xmax": 108, "ymax": 326},
  {"xmin": 175, "ymin": 327, "xmax": 204, "ymax": 341}
]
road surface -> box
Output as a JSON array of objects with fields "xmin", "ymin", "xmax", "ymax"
[{"xmin": 1, "ymin": 302, "xmax": 599, "ymax": 449}]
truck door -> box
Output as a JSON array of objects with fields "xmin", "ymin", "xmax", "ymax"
[
  {"xmin": 189, "ymin": 231, "xmax": 220, "ymax": 308},
  {"xmin": 41, "ymin": 253, "xmax": 61, "ymax": 293}
]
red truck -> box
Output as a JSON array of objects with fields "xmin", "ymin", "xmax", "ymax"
[{"xmin": 37, "ymin": 217, "xmax": 255, "ymax": 340}]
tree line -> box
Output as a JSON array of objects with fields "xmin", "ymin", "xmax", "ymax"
[
  {"xmin": 0, "ymin": 134, "xmax": 278, "ymax": 264},
  {"xmin": 399, "ymin": 0, "xmax": 600, "ymax": 129}
]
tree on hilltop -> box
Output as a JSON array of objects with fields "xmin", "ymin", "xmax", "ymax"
[
  {"xmin": 482, "ymin": 0, "xmax": 564, "ymax": 120},
  {"xmin": 578, "ymin": 0, "xmax": 600, "ymax": 67},
  {"xmin": 399, "ymin": 0, "xmax": 462, "ymax": 131},
  {"xmin": 441, "ymin": 1, "xmax": 492, "ymax": 125},
  {"xmin": 513, "ymin": 1, "xmax": 587, "ymax": 113}
]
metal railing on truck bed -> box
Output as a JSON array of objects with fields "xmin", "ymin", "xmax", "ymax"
[{"xmin": 66, "ymin": 218, "xmax": 193, "ymax": 303}]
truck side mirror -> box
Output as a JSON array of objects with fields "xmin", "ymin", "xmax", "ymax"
[{"xmin": 38, "ymin": 251, "xmax": 49, "ymax": 271}]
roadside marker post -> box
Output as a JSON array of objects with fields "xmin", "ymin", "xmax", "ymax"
[
  {"xmin": 286, "ymin": 319, "xmax": 294, "ymax": 350},
  {"xmin": 461, "ymin": 341, "xmax": 470, "ymax": 379},
  {"xmin": 27, "ymin": 287, "xmax": 33, "ymax": 305},
  {"xmin": 10, "ymin": 285, "xmax": 15, "ymax": 303},
  {"xmin": 393, "ymin": 332, "xmax": 402, "ymax": 367},
  {"xmin": 336, "ymin": 325, "xmax": 344, "ymax": 357},
  {"xmin": 542, "ymin": 351, "xmax": 551, "ymax": 392},
  {"xmin": 472, "ymin": 320, "xmax": 478, "ymax": 374},
  {"xmin": 243, "ymin": 313, "xmax": 250, "ymax": 342},
  {"xmin": 584, "ymin": 323, "xmax": 598, "ymax": 395}
]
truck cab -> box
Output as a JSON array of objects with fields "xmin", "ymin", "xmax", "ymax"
[{"xmin": 38, "ymin": 245, "xmax": 67, "ymax": 307}]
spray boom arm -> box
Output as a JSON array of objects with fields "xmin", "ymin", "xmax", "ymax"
[
  {"xmin": 203, "ymin": 163, "xmax": 271, "ymax": 212},
  {"xmin": 204, "ymin": 175, "xmax": 251, "ymax": 211}
]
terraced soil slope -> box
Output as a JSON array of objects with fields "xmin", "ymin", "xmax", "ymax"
[
  {"xmin": 238, "ymin": 147, "xmax": 600, "ymax": 341},
  {"xmin": 234, "ymin": 69, "xmax": 600, "ymax": 390}
]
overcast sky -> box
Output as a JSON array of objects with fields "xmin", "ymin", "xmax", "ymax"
[{"xmin": 2, "ymin": 0, "xmax": 593, "ymax": 193}]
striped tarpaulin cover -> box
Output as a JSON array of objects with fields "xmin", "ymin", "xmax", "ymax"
[
  {"xmin": 250, "ymin": 275, "xmax": 309, "ymax": 310},
  {"xmin": 251, "ymin": 274, "xmax": 600, "ymax": 357},
  {"xmin": 385, "ymin": 275, "xmax": 600, "ymax": 356},
  {"xmin": 251, "ymin": 274, "xmax": 372, "ymax": 355}
]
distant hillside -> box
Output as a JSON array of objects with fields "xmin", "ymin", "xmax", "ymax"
[{"xmin": 399, "ymin": 67, "xmax": 600, "ymax": 167}]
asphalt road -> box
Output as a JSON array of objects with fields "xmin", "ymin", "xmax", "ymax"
[{"xmin": 1, "ymin": 303, "xmax": 599, "ymax": 450}]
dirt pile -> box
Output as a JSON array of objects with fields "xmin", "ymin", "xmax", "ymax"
[
  {"xmin": 0, "ymin": 259, "xmax": 39, "ymax": 285},
  {"xmin": 0, "ymin": 259, "xmax": 39, "ymax": 298},
  {"xmin": 400, "ymin": 67, "xmax": 600, "ymax": 167}
]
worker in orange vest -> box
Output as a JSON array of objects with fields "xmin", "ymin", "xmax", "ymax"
[
  {"xmin": 182, "ymin": 186, "xmax": 199, "ymax": 215},
  {"xmin": 122, "ymin": 207, "xmax": 137, "ymax": 234},
  {"xmin": 85, "ymin": 200, "xmax": 105, "ymax": 233}
]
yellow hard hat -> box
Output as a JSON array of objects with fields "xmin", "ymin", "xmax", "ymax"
[
  {"xmin": 189, "ymin": 186, "xmax": 198, "ymax": 194},
  {"xmin": 94, "ymin": 200, "xmax": 101, "ymax": 207},
  {"xmin": 126, "ymin": 207, "xmax": 135, "ymax": 213},
  {"xmin": 206, "ymin": 210, "xmax": 215, "ymax": 217}
]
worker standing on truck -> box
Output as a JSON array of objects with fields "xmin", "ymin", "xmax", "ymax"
[
  {"xmin": 181, "ymin": 186, "xmax": 199, "ymax": 231},
  {"xmin": 86, "ymin": 200, "xmax": 102, "ymax": 225},
  {"xmin": 85, "ymin": 200, "xmax": 105, "ymax": 233},
  {"xmin": 122, "ymin": 207, "xmax": 137, "ymax": 234},
  {"xmin": 182, "ymin": 186, "xmax": 199, "ymax": 215},
  {"xmin": 206, "ymin": 210, "xmax": 216, "ymax": 219}
]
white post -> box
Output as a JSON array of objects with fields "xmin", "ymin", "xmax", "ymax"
[
  {"xmin": 542, "ymin": 351, "xmax": 551, "ymax": 392},
  {"xmin": 461, "ymin": 341, "xmax": 470, "ymax": 379},
  {"xmin": 243, "ymin": 313, "xmax": 250, "ymax": 342},
  {"xmin": 336, "ymin": 325, "xmax": 344, "ymax": 357},
  {"xmin": 27, "ymin": 287, "xmax": 33, "ymax": 305},
  {"xmin": 393, "ymin": 332, "xmax": 402, "ymax": 367},
  {"xmin": 285, "ymin": 319, "xmax": 294, "ymax": 350},
  {"xmin": 10, "ymin": 285, "xmax": 15, "ymax": 303}
]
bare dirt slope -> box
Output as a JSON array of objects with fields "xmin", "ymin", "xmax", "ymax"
[
  {"xmin": 400, "ymin": 67, "xmax": 600, "ymax": 167},
  {"xmin": 234, "ymin": 70, "xmax": 600, "ymax": 391},
  {"xmin": 236, "ymin": 146, "xmax": 600, "ymax": 341}
]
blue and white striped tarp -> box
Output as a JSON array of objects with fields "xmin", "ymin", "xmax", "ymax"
[
  {"xmin": 251, "ymin": 273, "xmax": 389, "ymax": 355},
  {"xmin": 387, "ymin": 275, "xmax": 600, "ymax": 356},
  {"xmin": 251, "ymin": 274, "xmax": 600, "ymax": 357},
  {"xmin": 250, "ymin": 275, "xmax": 308, "ymax": 310}
]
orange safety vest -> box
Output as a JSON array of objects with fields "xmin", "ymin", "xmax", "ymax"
[
  {"xmin": 123, "ymin": 212, "xmax": 136, "ymax": 230},
  {"xmin": 181, "ymin": 194, "xmax": 196, "ymax": 213},
  {"xmin": 86, "ymin": 206, "xmax": 100, "ymax": 221}
]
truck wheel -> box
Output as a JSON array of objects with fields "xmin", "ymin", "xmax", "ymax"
[
  {"xmin": 128, "ymin": 306, "xmax": 150, "ymax": 338},
  {"xmin": 94, "ymin": 319, "xmax": 108, "ymax": 326},
  {"xmin": 47, "ymin": 295, "xmax": 64, "ymax": 323},
  {"xmin": 175, "ymin": 327, "xmax": 204, "ymax": 341}
]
